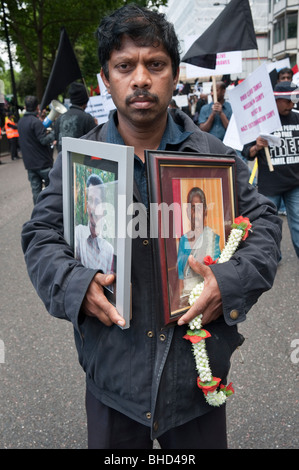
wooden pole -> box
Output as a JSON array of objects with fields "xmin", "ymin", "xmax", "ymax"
[
  {"xmin": 212, "ymin": 76, "xmax": 217, "ymax": 103},
  {"xmin": 257, "ymin": 50, "xmax": 273, "ymax": 172}
]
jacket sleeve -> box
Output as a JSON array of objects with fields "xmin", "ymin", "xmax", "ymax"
[
  {"xmin": 34, "ymin": 119, "xmax": 54, "ymax": 147},
  {"xmin": 210, "ymin": 150, "xmax": 282, "ymax": 326},
  {"xmin": 21, "ymin": 153, "xmax": 98, "ymax": 333},
  {"xmin": 241, "ymin": 141, "xmax": 256, "ymax": 161}
]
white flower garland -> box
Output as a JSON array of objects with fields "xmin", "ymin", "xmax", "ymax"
[{"xmin": 184, "ymin": 217, "xmax": 252, "ymax": 407}]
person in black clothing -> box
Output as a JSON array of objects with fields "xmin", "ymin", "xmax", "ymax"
[
  {"xmin": 242, "ymin": 81, "xmax": 299, "ymax": 258},
  {"xmin": 21, "ymin": 4, "xmax": 282, "ymax": 450},
  {"xmin": 18, "ymin": 96, "xmax": 55, "ymax": 204},
  {"xmin": 54, "ymin": 82, "xmax": 97, "ymax": 153}
]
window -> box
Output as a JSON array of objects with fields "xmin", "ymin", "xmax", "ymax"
[
  {"xmin": 273, "ymin": 16, "xmax": 285, "ymax": 44},
  {"xmin": 287, "ymin": 13, "xmax": 297, "ymax": 39}
]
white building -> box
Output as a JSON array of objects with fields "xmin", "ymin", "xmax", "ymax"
[{"xmin": 268, "ymin": 0, "xmax": 299, "ymax": 67}]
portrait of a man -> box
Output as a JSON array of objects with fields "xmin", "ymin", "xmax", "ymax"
[{"xmin": 75, "ymin": 173, "xmax": 114, "ymax": 275}]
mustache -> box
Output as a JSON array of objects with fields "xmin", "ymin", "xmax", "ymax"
[{"xmin": 126, "ymin": 89, "xmax": 159, "ymax": 106}]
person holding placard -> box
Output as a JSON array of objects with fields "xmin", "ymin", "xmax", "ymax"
[
  {"xmin": 242, "ymin": 81, "xmax": 299, "ymax": 259},
  {"xmin": 198, "ymin": 81, "xmax": 232, "ymax": 141}
]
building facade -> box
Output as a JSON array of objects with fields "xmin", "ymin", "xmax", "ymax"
[{"xmin": 268, "ymin": 0, "xmax": 299, "ymax": 67}]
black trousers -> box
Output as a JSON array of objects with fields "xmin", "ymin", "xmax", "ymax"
[
  {"xmin": 85, "ymin": 389, "xmax": 227, "ymax": 449},
  {"xmin": 9, "ymin": 137, "xmax": 19, "ymax": 160}
]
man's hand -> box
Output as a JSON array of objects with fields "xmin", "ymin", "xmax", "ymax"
[
  {"xmin": 177, "ymin": 256, "xmax": 223, "ymax": 327},
  {"xmin": 81, "ymin": 272, "xmax": 126, "ymax": 327},
  {"xmin": 256, "ymin": 136, "xmax": 269, "ymax": 151},
  {"xmin": 212, "ymin": 102, "xmax": 222, "ymax": 114}
]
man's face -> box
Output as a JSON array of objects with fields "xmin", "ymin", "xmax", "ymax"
[
  {"xmin": 278, "ymin": 72, "xmax": 292, "ymax": 82},
  {"xmin": 276, "ymin": 98, "xmax": 294, "ymax": 116},
  {"xmin": 100, "ymin": 35, "xmax": 179, "ymax": 128},
  {"xmin": 87, "ymin": 184, "xmax": 102, "ymax": 238},
  {"xmin": 211, "ymin": 84, "xmax": 225, "ymax": 102}
]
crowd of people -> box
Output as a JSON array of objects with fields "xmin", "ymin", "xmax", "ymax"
[
  {"xmin": 1, "ymin": 3, "xmax": 297, "ymax": 450},
  {"xmin": 0, "ymin": 82, "xmax": 97, "ymax": 204}
]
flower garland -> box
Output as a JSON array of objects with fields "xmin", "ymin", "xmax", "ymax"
[{"xmin": 183, "ymin": 216, "xmax": 252, "ymax": 407}]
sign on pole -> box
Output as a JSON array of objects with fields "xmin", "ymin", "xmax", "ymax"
[
  {"xmin": 85, "ymin": 73, "xmax": 116, "ymax": 125},
  {"xmin": 228, "ymin": 63, "xmax": 281, "ymax": 146}
]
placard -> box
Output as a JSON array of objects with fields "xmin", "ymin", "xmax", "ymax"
[{"xmin": 228, "ymin": 63, "xmax": 281, "ymax": 145}]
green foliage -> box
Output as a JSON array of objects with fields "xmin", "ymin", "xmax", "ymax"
[{"xmin": 0, "ymin": 0, "xmax": 168, "ymax": 102}]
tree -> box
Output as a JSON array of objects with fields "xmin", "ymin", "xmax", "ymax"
[{"xmin": 0, "ymin": 0, "xmax": 168, "ymax": 103}]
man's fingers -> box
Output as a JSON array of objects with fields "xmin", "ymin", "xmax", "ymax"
[
  {"xmin": 83, "ymin": 273, "xmax": 126, "ymax": 328},
  {"xmin": 94, "ymin": 272, "xmax": 115, "ymax": 286},
  {"xmin": 177, "ymin": 256, "xmax": 222, "ymax": 326}
]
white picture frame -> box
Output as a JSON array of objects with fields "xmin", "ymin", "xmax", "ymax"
[{"xmin": 62, "ymin": 137, "xmax": 134, "ymax": 328}]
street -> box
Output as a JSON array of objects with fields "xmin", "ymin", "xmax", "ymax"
[{"xmin": 0, "ymin": 152, "xmax": 298, "ymax": 449}]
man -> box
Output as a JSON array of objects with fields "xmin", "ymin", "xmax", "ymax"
[
  {"xmin": 4, "ymin": 112, "xmax": 20, "ymax": 160},
  {"xmin": 276, "ymin": 67, "xmax": 295, "ymax": 214},
  {"xmin": 21, "ymin": 5, "xmax": 282, "ymax": 449},
  {"xmin": 54, "ymin": 82, "xmax": 97, "ymax": 153},
  {"xmin": 242, "ymin": 81, "xmax": 299, "ymax": 259},
  {"xmin": 75, "ymin": 173, "xmax": 114, "ymax": 274},
  {"xmin": 198, "ymin": 81, "xmax": 232, "ymax": 141},
  {"xmin": 277, "ymin": 67, "xmax": 293, "ymax": 83},
  {"xmin": 18, "ymin": 96, "xmax": 54, "ymax": 204}
]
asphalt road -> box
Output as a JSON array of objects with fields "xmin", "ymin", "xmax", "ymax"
[{"xmin": 0, "ymin": 152, "xmax": 298, "ymax": 449}]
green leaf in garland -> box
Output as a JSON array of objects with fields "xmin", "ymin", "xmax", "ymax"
[{"xmin": 183, "ymin": 329, "xmax": 211, "ymax": 343}]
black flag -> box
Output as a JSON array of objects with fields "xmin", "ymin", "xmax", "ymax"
[
  {"xmin": 40, "ymin": 28, "xmax": 83, "ymax": 110},
  {"xmin": 182, "ymin": 0, "xmax": 258, "ymax": 69}
]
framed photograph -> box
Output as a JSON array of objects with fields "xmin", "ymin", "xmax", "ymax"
[
  {"xmin": 62, "ymin": 137, "xmax": 134, "ymax": 328},
  {"xmin": 146, "ymin": 150, "xmax": 237, "ymax": 327}
]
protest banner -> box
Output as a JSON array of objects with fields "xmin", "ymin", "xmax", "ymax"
[
  {"xmin": 267, "ymin": 57, "xmax": 291, "ymax": 74},
  {"xmin": 85, "ymin": 73, "xmax": 116, "ymax": 125},
  {"xmin": 171, "ymin": 94, "xmax": 188, "ymax": 109},
  {"xmin": 185, "ymin": 49, "xmax": 242, "ymax": 79},
  {"xmin": 228, "ymin": 63, "xmax": 281, "ymax": 166},
  {"xmin": 228, "ymin": 63, "xmax": 281, "ymax": 145}
]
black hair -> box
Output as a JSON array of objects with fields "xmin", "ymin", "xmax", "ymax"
[
  {"xmin": 278, "ymin": 67, "xmax": 293, "ymax": 78},
  {"xmin": 87, "ymin": 173, "xmax": 103, "ymax": 187},
  {"xmin": 96, "ymin": 3, "xmax": 180, "ymax": 79},
  {"xmin": 187, "ymin": 187, "xmax": 207, "ymax": 211},
  {"xmin": 25, "ymin": 96, "xmax": 38, "ymax": 112}
]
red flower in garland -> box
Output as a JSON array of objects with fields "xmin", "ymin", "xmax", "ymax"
[
  {"xmin": 220, "ymin": 382, "xmax": 235, "ymax": 397},
  {"xmin": 183, "ymin": 329, "xmax": 211, "ymax": 343},
  {"xmin": 232, "ymin": 216, "xmax": 252, "ymax": 240},
  {"xmin": 203, "ymin": 255, "xmax": 218, "ymax": 266},
  {"xmin": 197, "ymin": 376, "xmax": 221, "ymax": 395}
]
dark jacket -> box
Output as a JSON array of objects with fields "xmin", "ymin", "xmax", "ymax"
[
  {"xmin": 54, "ymin": 105, "xmax": 96, "ymax": 153},
  {"xmin": 18, "ymin": 112, "xmax": 54, "ymax": 170},
  {"xmin": 21, "ymin": 110, "xmax": 282, "ymax": 439}
]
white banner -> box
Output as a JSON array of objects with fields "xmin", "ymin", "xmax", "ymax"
[
  {"xmin": 227, "ymin": 63, "xmax": 281, "ymax": 146},
  {"xmin": 183, "ymin": 37, "xmax": 242, "ymax": 79},
  {"xmin": 85, "ymin": 74, "xmax": 116, "ymax": 125}
]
